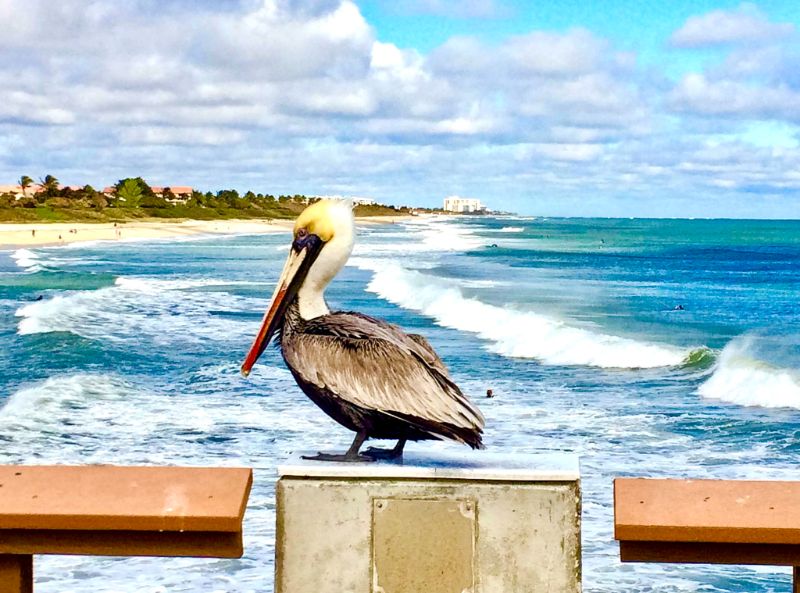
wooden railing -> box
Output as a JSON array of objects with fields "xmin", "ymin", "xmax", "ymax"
[
  {"xmin": 615, "ymin": 478, "xmax": 800, "ymax": 593},
  {"xmin": 0, "ymin": 465, "xmax": 252, "ymax": 593}
]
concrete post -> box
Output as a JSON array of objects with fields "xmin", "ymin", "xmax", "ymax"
[{"xmin": 276, "ymin": 451, "xmax": 581, "ymax": 593}]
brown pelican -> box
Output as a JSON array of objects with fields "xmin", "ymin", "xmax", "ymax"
[{"xmin": 241, "ymin": 200, "xmax": 485, "ymax": 461}]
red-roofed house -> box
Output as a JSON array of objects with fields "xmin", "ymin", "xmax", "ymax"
[
  {"xmin": 101, "ymin": 185, "xmax": 194, "ymax": 204},
  {"xmin": 0, "ymin": 184, "xmax": 44, "ymax": 199},
  {"xmin": 152, "ymin": 186, "xmax": 194, "ymax": 204}
]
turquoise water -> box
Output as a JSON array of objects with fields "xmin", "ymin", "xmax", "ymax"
[{"xmin": 1, "ymin": 217, "xmax": 800, "ymax": 592}]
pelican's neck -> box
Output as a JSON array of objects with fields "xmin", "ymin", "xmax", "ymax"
[
  {"xmin": 296, "ymin": 224, "xmax": 354, "ymax": 320},
  {"xmin": 296, "ymin": 284, "xmax": 330, "ymax": 320}
]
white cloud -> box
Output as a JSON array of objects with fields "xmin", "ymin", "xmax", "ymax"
[
  {"xmin": 203, "ymin": 0, "xmax": 373, "ymax": 81},
  {"xmin": 0, "ymin": 0, "xmax": 646, "ymax": 146},
  {"xmin": 0, "ymin": 91, "xmax": 75, "ymax": 125},
  {"xmin": 670, "ymin": 74, "xmax": 800, "ymax": 121},
  {"xmin": 0, "ymin": 0, "xmax": 799, "ymax": 216},
  {"xmin": 119, "ymin": 126, "xmax": 248, "ymax": 146},
  {"xmin": 503, "ymin": 29, "xmax": 610, "ymax": 75},
  {"xmin": 670, "ymin": 3, "xmax": 795, "ymax": 48},
  {"xmin": 524, "ymin": 143, "xmax": 605, "ymax": 162}
]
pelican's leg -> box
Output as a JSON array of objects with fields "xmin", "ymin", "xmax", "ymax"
[
  {"xmin": 364, "ymin": 438, "xmax": 406, "ymax": 460},
  {"xmin": 302, "ymin": 430, "xmax": 374, "ymax": 462}
]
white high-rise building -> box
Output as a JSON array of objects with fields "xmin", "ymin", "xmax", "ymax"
[{"xmin": 443, "ymin": 195, "xmax": 485, "ymax": 213}]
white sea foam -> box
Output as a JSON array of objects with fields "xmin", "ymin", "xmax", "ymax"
[
  {"xmin": 10, "ymin": 248, "xmax": 45, "ymax": 272},
  {"xmin": 15, "ymin": 275, "xmax": 265, "ymax": 343},
  {"xmin": 0, "ymin": 370, "xmax": 310, "ymax": 452},
  {"xmin": 0, "ymin": 373, "xmax": 167, "ymax": 434},
  {"xmin": 10, "ymin": 248, "xmax": 99, "ymax": 271},
  {"xmin": 499, "ymin": 226, "xmax": 524, "ymax": 233},
  {"xmin": 698, "ymin": 339, "xmax": 800, "ymax": 409},
  {"xmin": 357, "ymin": 259, "xmax": 689, "ymax": 368},
  {"xmin": 500, "ymin": 215, "xmax": 537, "ymax": 221},
  {"xmin": 114, "ymin": 276, "xmax": 266, "ymax": 291},
  {"xmin": 57, "ymin": 231, "xmax": 228, "ymax": 251},
  {"xmin": 352, "ymin": 219, "xmax": 483, "ymax": 257},
  {"xmin": 460, "ymin": 279, "xmax": 506, "ymax": 288}
]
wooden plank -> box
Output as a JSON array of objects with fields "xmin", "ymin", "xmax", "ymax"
[
  {"xmin": 0, "ymin": 466, "xmax": 252, "ymax": 533},
  {"xmin": 615, "ymin": 478, "xmax": 800, "ymax": 545},
  {"xmin": 0, "ymin": 529, "xmax": 243, "ymax": 558},
  {"xmin": 620, "ymin": 541, "xmax": 800, "ymax": 566},
  {"xmin": 0, "ymin": 555, "xmax": 32, "ymax": 593}
]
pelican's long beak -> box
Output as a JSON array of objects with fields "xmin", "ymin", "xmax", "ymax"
[{"xmin": 241, "ymin": 238, "xmax": 323, "ymax": 376}]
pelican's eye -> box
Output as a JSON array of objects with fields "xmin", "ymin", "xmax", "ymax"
[{"xmin": 292, "ymin": 227, "xmax": 321, "ymax": 253}]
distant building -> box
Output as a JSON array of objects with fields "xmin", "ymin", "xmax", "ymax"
[
  {"xmin": 152, "ymin": 186, "xmax": 194, "ymax": 204},
  {"xmin": 0, "ymin": 183, "xmax": 48, "ymax": 199},
  {"xmin": 2, "ymin": 182, "xmax": 194, "ymax": 203},
  {"xmin": 443, "ymin": 195, "xmax": 486, "ymax": 213},
  {"xmin": 102, "ymin": 184, "xmax": 194, "ymax": 203},
  {"xmin": 0, "ymin": 184, "xmax": 25, "ymax": 198}
]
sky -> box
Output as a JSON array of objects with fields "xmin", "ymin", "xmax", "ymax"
[{"xmin": 1, "ymin": 0, "xmax": 800, "ymax": 217}]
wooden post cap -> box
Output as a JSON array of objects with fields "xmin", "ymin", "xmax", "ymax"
[{"xmin": 615, "ymin": 478, "xmax": 800, "ymax": 545}]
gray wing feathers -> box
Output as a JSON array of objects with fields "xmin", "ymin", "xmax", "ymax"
[
  {"xmin": 285, "ymin": 314, "xmax": 484, "ymax": 432},
  {"xmin": 407, "ymin": 333, "xmax": 450, "ymax": 376}
]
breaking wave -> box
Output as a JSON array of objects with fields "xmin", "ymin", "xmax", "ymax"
[
  {"xmin": 14, "ymin": 276, "xmax": 265, "ymax": 343},
  {"xmin": 358, "ymin": 259, "xmax": 694, "ymax": 369},
  {"xmin": 11, "ymin": 248, "xmax": 45, "ymax": 272},
  {"xmin": 0, "ymin": 373, "xmax": 141, "ymax": 427},
  {"xmin": 499, "ymin": 226, "xmax": 525, "ymax": 233},
  {"xmin": 353, "ymin": 219, "xmax": 483, "ymax": 256},
  {"xmin": 682, "ymin": 347, "xmax": 717, "ymax": 370},
  {"xmin": 698, "ymin": 339, "xmax": 800, "ymax": 409}
]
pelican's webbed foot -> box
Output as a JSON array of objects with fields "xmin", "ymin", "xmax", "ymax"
[
  {"xmin": 363, "ymin": 438, "xmax": 406, "ymax": 460},
  {"xmin": 301, "ymin": 431, "xmax": 374, "ymax": 463},
  {"xmin": 302, "ymin": 451, "xmax": 374, "ymax": 463}
]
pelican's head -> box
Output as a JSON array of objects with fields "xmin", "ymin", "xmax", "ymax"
[{"xmin": 241, "ymin": 199, "xmax": 354, "ymax": 376}]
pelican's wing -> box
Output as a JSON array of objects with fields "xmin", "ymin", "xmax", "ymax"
[
  {"xmin": 285, "ymin": 312, "xmax": 484, "ymax": 442},
  {"xmin": 407, "ymin": 333, "xmax": 452, "ymax": 377}
]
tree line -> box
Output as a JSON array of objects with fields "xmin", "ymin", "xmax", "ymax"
[{"xmin": 0, "ymin": 175, "xmax": 413, "ymax": 222}]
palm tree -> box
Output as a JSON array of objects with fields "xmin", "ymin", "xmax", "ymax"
[
  {"xmin": 38, "ymin": 174, "xmax": 60, "ymax": 199},
  {"xmin": 34, "ymin": 174, "xmax": 59, "ymax": 203},
  {"xmin": 19, "ymin": 175, "xmax": 33, "ymax": 196}
]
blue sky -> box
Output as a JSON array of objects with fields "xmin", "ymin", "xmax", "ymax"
[{"xmin": 1, "ymin": 0, "xmax": 799, "ymax": 217}]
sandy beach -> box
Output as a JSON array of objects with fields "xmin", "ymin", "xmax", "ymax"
[{"xmin": 0, "ymin": 215, "xmax": 415, "ymax": 249}]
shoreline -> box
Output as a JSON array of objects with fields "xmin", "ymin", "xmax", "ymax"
[{"xmin": 0, "ymin": 215, "xmax": 416, "ymax": 250}]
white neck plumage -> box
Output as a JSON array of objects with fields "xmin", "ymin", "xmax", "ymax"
[{"xmin": 296, "ymin": 223, "xmax": 354, "ymax": 321}]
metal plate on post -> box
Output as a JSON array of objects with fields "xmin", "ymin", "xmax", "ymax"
[{"xmin": 372, "ymin": 498, "xmax": 476, "ymax": 593}]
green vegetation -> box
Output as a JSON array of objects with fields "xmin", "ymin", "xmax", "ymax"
[{"xmin": 0, "ymin": 175, "xmax": 412, "ymax": 222}]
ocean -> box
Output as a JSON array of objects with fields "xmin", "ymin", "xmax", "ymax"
[{"xmin": 1, "ymin": 216, "xmax": 800, "ymax": 592}]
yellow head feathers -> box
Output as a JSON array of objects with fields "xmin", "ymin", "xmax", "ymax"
[{"xmin": 294, "ymin": 199, "xmax": 354, "ymax": 242}]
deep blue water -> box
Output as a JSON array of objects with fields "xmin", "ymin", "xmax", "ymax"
[{"xmin": 1, "ymin": 216, "xmax": 800, "ymax": 592}]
